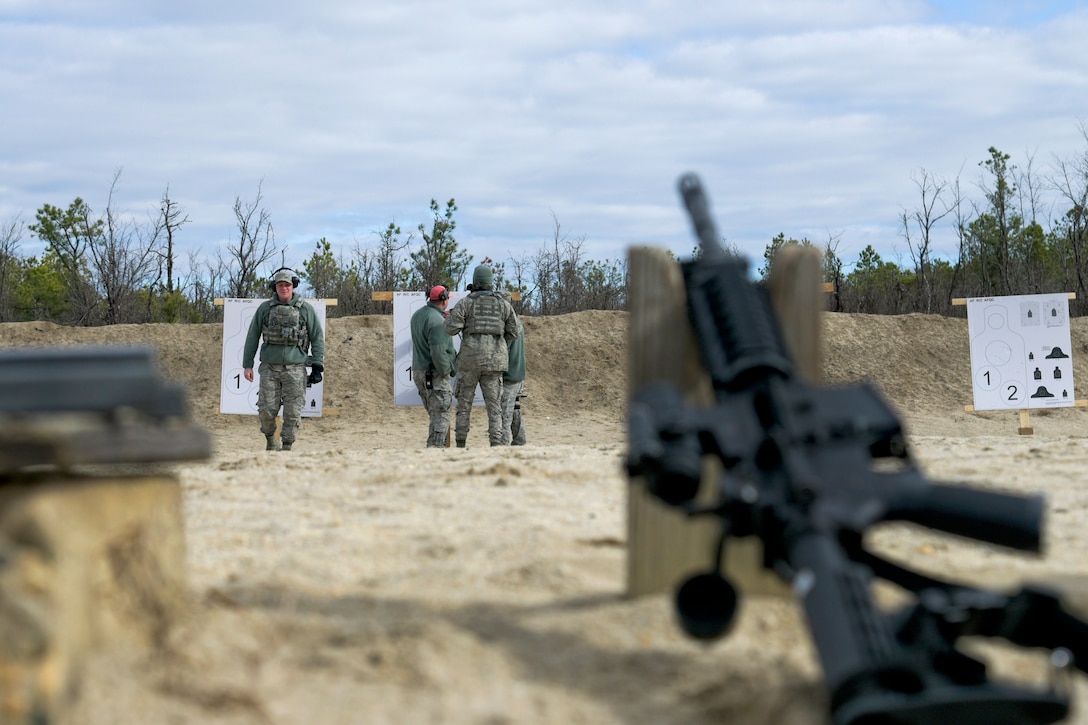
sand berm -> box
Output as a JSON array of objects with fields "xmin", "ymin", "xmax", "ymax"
[{"xmin": 3, "ymin": 310, "xmax": 1088, "ymax": 724}]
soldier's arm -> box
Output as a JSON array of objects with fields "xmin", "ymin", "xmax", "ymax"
[
  {"xmin": 306, "ymin": 305, "xmax": 326, "ymax": 366},
  {"xmin": 503, "ymin": 304, "xmax": 520, "ymax": 344},
  {"xmin": 242, "ymin": 305, "xmax": 266, "ymax": 368},
  {"xmin": 444, "ymin": 300, "xmax": 466, "ymax": 335},
  {"xmin": 429, "ymin": 320, "xmax": 454, "ymax": 376}
]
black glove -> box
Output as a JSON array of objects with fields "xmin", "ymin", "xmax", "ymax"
[{"xmin": 307, "ymin": 362, "xmax": 323, "ymax": 385}]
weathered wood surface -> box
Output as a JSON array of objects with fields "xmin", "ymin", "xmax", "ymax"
[
  {"xmin": 0, "ymin": 416, "xmax": 211, "ymax": 473},
  {"xmin": 0, "ymin": 474, "xmax": 187, "ymax": 723},
  {"xmin": 767, "ymin": 245, "xmax": 824, "ymax": 384},
  {"xmin": 626, "ymin": 246, "xmax": 719, "ymax": 598},
  {"xmin": 626, "ymin": 245, "xmax": 824, "ymax": 599}
]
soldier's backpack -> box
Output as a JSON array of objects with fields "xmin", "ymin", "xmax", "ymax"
[{"xmin": 465, "ymin": 292, "xmax": 504, "ymax": 336}]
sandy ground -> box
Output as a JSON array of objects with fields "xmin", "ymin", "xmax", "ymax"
[{"xmin": 4, "ymin": 310, "xmax": 1088, "ymax": 724}]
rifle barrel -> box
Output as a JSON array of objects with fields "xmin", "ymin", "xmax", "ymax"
[{"xmin": 678, "ymin": 173, "xmax": 727, "ymax": 261}]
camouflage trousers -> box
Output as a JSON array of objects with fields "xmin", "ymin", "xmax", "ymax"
[
  {"xmin": 454, "ymin": 370, "xmax": 504, "ymax": 446},
  {"xmin": 257, "ymin": 362, "xmax": 306, "ymax": 443},
  {"xmin": 499, "ymin": 380, "xmax": 526, "ymax": 446},
  {"xmin": 413, "ymin": 369, "xmax": 453, "ymax": 448}
]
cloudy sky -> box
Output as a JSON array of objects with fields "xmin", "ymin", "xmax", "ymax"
[{"xmin": 2, "ymin": 0, "xmax": 1087, "ymax": 278}]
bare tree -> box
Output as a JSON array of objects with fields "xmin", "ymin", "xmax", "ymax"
[
  {"xmin": 949, "ymin": 169, "xmax": 974, "ymax": 306},
  {"xmin": 341, "ymin": 222, "xmax": 413, "ymax": 315},
  {"xmin": 0, "ymin": 215, "xmax": 24, "ymax": 322},
  {"xmin": 90, "ymin": 168, "xmax": 160, "ymax": 324},
  {"xmin": 505, "ymin": 251, "xmax": 534, "ymax": 314},
  {"xmin": 1044, "ymin": 121, "xmax": 1088, "ymax": 313},
  {"xmin": 822, "ymin": 231, "xmax": 844, "ymax": 313},
  {"xmin": 185, "ymin": 249, "xmax": 229, "ymax": 322},
  {"xmin": 1014, "ymin": 148, "xmax": 1045, "ymax": 226},
  {"xmin": 532, "ymin": 211, "xmax": 586, "ymax": 315},
  {"xmin": 1049, "ymin": 127, "xmax": 1088, "ymax": 312},
  {"xmin": 221, "ymin": 181, "xmax": 279, "ymax": 298},
  {"xmin": 373, "ymin": 222, "xmax": 410, "ymax": 292},
  {"xmin": 153, "ymin": 184, "xmax": 190, "ymax": 294},
  {"xmin": 900, "ymin": 168, "xmax": 952, "ymax": 313},
  {"xmin": 328, "ymin": 250, "xmax": 370, "ymax": 316}
]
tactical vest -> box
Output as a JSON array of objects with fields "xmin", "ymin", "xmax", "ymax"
[
  {"xmin": 262, "ymin": 302, "xmax": 309, "ymax": 348},
  {"xmin": 465, "ymin": 292, "xmax": 504, "ymax": 335}
]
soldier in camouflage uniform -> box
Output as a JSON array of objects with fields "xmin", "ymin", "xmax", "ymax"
[
  {"xmin": 410, "ymin": 285, "xmax": 457, "ymax": 448},
  {"xmin": 445, "ymin": 264, "xmax": 520, "ymax": 447},
  {"xmin": 243, "ymin": 268, "xmax": 326, "ymax": 451}
]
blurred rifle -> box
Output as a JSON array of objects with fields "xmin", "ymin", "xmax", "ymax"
[
  {"xmin": 625, "ymin": 173, "xmax": 1088, "ymax": 725},
  {"xmin": 0, "ymin": 345, "xmax": 211, "ymax": 471}
]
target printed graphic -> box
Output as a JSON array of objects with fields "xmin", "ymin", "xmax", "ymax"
[{"xmin": 967, "ymin": 294, "xmax": 1074, "ymax": 411}]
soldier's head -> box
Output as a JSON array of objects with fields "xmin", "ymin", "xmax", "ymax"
[
  {"xmin": 270, "ymin": 268, "xmax": 298, "ymax": 302},
  {"xmin": 471, "ymin": 265, "xmax": 494, "ymax": 290},
  {"xmin": 429, "ymin": 285, "xmax": 449, "ymax": 309}
]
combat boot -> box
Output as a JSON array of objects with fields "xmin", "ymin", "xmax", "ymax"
[
  {"xmin": 265, "ymin": 435, "xmax": 277, "ymax": 451},
  {"xmin": 456, "ymin": 439, "xmax": 466, "ymax": 448},
  {"xmin": 280, "ymin": 441, "xmax": 293, "ymax": 451}
]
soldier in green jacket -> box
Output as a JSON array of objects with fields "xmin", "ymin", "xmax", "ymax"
[
  {"xmin": 410, "ymin": 285, "xmax": 457, "ymax": 448},
  {"xmin": 499, "ymin": 293, "xmax": 527, "ymax": 445},
  {"xmin": 243, "ymin": 268, "xmax": 326, "ymax": 451}
]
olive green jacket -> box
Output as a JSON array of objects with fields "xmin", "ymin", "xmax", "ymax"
[{"xmin": 410, "ymin": 301, "xmax": 457, "ymax": 377}]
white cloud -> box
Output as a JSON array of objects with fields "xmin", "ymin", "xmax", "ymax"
[{"xmin": 1, "ymin": 0, "xmax": 1086, "ymax": 274}]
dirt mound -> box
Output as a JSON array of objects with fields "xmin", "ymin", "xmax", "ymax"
[
  {"xmin": 0, "ymin": 310, "xmax": 627, "ymax": 424},
  {"xmin": 5, "ymin": 310, "xmax": 1087, "ymax": 423}
]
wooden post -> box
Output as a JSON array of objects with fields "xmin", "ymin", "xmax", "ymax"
[
  {"xmin": 1018, "ymin": 409, "xmax": 1034, "ymax": 436},
  {"xmin": 0, "ymin": 346, "xmax": 207, "ymax": 723},
  {"xmin": 0, "ymin": 474, "xmax": 187, "ymax": 723},
  {"xmin": 626, "ymin": 246, "xmax": 718, "ymax": 597},
  {"xmin": 768, "ymin": 246, "xmax": 825, "ymax": 385},
  {"xmin": 625, "ymin": 246, "xmax": 823, "ymax": 598}
]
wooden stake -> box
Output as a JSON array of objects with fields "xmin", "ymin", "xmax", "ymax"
[
  {"xmin": 1018, "ymin": 409, "xmax": 1034, "ymax": 436},
  {"xmin": 626, "ymin": 246, "xmax": 718, "ymax": 597},
  {"xmin": 625, "ymin": 246, "xmax": 823, "ymax": 598}
]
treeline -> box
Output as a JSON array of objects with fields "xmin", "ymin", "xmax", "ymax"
[
  {"xmin": 0, "ymin": 176, "xmax": 626, "ymax": 324},
  {"xmin": 299, "ymin": 203, "xmax": 627, "ymax": 318},
  {"xmin": 4, "ymin": 139, "xmax": 1088, "ymax": 325},
  {"xmin": 773, "ymin": 143, "xmax": 1088, "ymax": 317}
]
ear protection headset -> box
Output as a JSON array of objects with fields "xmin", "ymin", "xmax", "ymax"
[
  {"xmin": 429, "ymin": 285, "xmax": 449, "ymax": 302},
  {"xmin": 269, "ymin": 267, "xmax": 301, "ymax": 291}
]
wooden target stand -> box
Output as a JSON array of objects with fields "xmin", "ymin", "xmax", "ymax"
[
  {"xmin": 626, "ymin": 245, "xmax": 826, "ymax": 598},
  {"xmin": 952, "ymin": 295, "xmax": 1086, "ymax": 435},
  {"xmin": 371, "ymin": 291, "xmax": 521, "ymax": 301}
]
